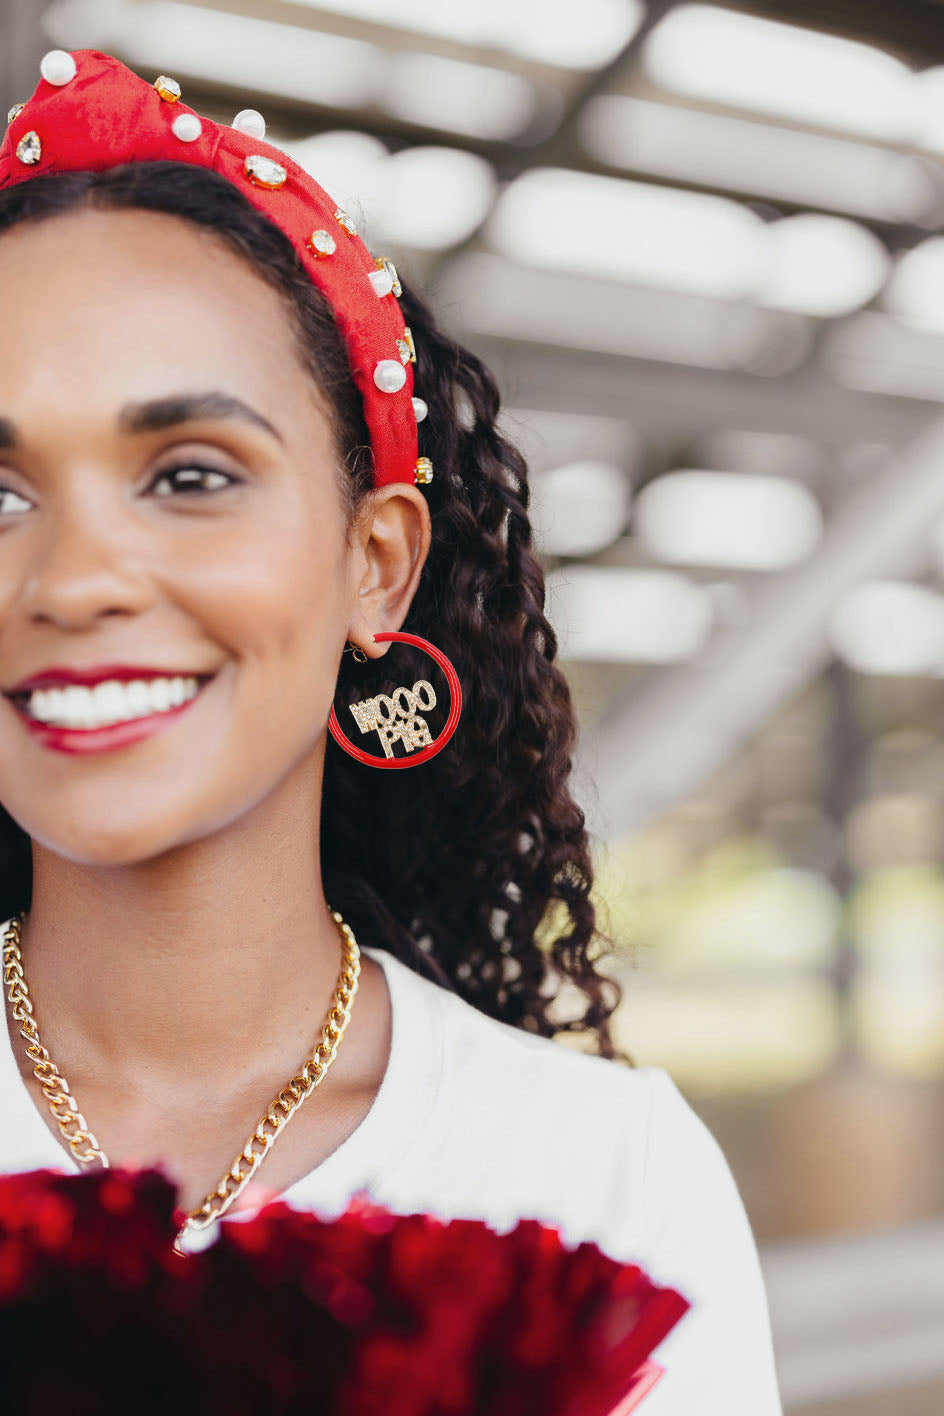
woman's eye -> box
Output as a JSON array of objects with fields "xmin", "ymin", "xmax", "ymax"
[
  {"xmin": 0, "ymin": 488, "xmax": 33, "ymax": 516},
  {"xmin": 149, "ymin": 464, "xmax": 239, "ymax": 497}
]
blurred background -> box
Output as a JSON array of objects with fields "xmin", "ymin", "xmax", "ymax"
[{"xmin": 4, "ymin": 0, "xmax": 944, "ymax": 1407}]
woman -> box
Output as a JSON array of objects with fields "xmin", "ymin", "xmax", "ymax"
[{"xmin": 0, "ymin": 51, "xmax": 783, "ymax": 1412}]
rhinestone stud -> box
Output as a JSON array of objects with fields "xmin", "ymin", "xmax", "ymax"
[
  {"xmin": 154, "ymin": 75, "xmax": 181, "ymax": 102},
  {"xmin": 334, "ymin": 207, "xmax": 357, "ymax": 236},
  {"xmin": 412, "ymin": 397, "xmax": 429, "ymax": 423},
  {"xmin": 368, "ymin": 267, "xmax": 394, "ymax": 298},
  {"xmin": 376, "ymin": 256, "xmax": 402, "ymax": 297},
  {"xmin": 15, "ymin": 131, "xmax": 41, "ymax": 165},
  {"xmin": 414, "ymin": 457, "xmax": 434, "ymax": 485},
  {"xmin": 233, "ymin": 108, "xmax": 266, "ymax": 138},
  {"xmin": 40, "ymin": 50, "xmax": 77, "ymax": 86},
  {"xmin": 396, "ymin": 327, "xmax": 416, "ymax": 365},
  {"xmin": 244, "ymin": 154, "xmax": 287, "ymax": 189},
  {"xmin": 307, "ymin": 229, "xmax": 336, "ymax": 258},
  {"xmin": 172, "ymin": 113, "xmax": 202, "ymax": 143},
  {"xmin": 373, "ymin": 360, "xmax": 408, "ymax": 394},
  {"xmin": 7, "ymin": 103, "xmax": 25, "ymax": 125}
]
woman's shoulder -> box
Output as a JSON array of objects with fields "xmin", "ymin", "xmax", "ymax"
[
  {"xmin": 389, "ymin": 946, "xmax": 768, "ymax": 1248},
  {"xmin": 388, "ymin": 945, "xmax": 668, "ymax": 1084},
  {"xmin": 375, "ymin": 942, "xmax": 668, "ymax": 1106},
  {"xmin": 406, "ymin": 959, "xmax": 782, "ymax": 1403},
  {"xmin": 358, "ymin": 949, "xmax": 784, "ymax": 1411},
  {"xmin": 375, "ymin": 946, "xmax": 715, "ymax": 1242}
]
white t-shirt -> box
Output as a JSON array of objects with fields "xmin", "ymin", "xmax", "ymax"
[{"xmin": 0, "ymin": 931, "xmax": 784, "ymax": 1415}]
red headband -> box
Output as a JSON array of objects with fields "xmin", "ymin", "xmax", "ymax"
[{"xmin": 0, "ymin": 48, "xmax": 430, "ymax": 489}]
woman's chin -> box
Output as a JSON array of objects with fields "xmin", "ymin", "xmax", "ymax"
[{"xmin": 22, "ymin": 812, "xmax": 197, "ymax": 871}]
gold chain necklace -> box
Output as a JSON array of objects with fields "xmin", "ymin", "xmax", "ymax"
[{"xmin": 1, "ymin": 909, "xmax": 360, "ymax": 1254}]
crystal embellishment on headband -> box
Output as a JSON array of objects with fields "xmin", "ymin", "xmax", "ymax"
[
  {"xmin": 154, "ymin": 75, "xmax": 181, "ymax": 102},
  {"xmin": 244, "ymin": 154, "xmax": 286, "ymax": 189},
  {"xmin": 397, "ymin": 328, "xmax": 416, "ymax": 365},
  {"xmin": 308, "ymin": 229, "xmax": 337, "ymax": 258},
  {"xmin": 15, "ymin": 132, "xmax": 41, "ymax": 165},
  {"xmin": 7, "ymin": 104, "xmax": 26, "ymax": 125},
  {"xmin": 334, "ymin": 208, "xmax": 357, "ymax": 236}
]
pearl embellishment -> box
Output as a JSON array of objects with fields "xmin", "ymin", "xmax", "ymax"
[
  {"xmin": 172, "ymin": 113, "xmax": 202, "ymax": 142},
  {"xmin": 373, "ymin": 360, "xmax": 408, "ymax": 394},
  {"xmin": 412, "ymin": 397, "xmax": 429, "ymax": 423},
  {"xmin": 368, "ymin": 267, "xmax": 395, "ymax": 298},
  {"xmin": 40, "ymin": 50, "xmax": 77, "ymax": 86},
  {"xmin": 376, "ymin": 256, "xmax": 402, "ymax": 297},
  {"xmin": 233, "ymin": 109, "xmax": 266, "ymax": 138}
]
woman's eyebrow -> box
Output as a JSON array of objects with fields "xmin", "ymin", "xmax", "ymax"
[
  {"xmin": 120, "ymin": 392, "xmax": 285, "ymax": 444},
  {"xmin": 0, "ymin": 392, "xmax": 284, "ymax": 450}
]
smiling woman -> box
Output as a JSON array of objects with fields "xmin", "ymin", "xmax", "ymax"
[{"xmin": 0, "ymin": 51, "xmax": 783, "ymax": 1414}]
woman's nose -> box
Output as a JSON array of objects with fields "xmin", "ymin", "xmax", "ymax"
[{"xmin": 17, "ymin": 509, "xmax": 153, "ymax": 630}]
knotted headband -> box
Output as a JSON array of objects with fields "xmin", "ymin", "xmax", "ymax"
[{"xmin": 0, "ymin": 48, "xmax": 429, "ymax": 489}]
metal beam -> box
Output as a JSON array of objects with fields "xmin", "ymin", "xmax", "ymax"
[
  {"xmin": 574, "ymin": 416, "xmax": 944, "ymax": 840},
  {"xmin": 457, "ymin": 333, "xmax": 937, "ymax": 450}
]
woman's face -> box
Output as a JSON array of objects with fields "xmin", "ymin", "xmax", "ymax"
[{"xmin": 0, "ymin": 205, "xmax": 418, "ymax": 865}]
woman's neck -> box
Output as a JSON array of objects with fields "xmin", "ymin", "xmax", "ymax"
[{"xmin": 16, "ymin": 787, "xmax": 352, "ymax": 1107}]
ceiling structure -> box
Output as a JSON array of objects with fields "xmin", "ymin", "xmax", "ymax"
[{"xmin": 5, "ymin": 0, "xmax": 944, "ymax": 844}]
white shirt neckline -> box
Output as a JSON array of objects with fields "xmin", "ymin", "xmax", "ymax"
[{"xmin": 0, "ymin": 927, "xmax": 446, "ymax": 1211}]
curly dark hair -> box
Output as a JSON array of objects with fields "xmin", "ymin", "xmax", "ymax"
[{"xmin": 0, "ymin": 160, "xmax": 634, "ymax": 1065}]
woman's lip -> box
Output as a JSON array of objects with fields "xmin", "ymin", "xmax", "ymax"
[
  {"xmin": 8, "ymin": 678, "xmax": 213, "ymax": 755},
  {"xmin": 4, "ymin": 665, "xmax": 216, "ymax": 694}
]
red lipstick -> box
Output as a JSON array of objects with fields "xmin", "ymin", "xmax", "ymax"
[
  {"xmin": 5, "ymin": 664, "xmax": 211, "ymax": 694},
  {"xmin": 3, "ymin": 669, "xmax": 216, "ymax": 756},
  {"xmin": 11, "ymin": 698, "xmax": 206, "ymax": 755}
]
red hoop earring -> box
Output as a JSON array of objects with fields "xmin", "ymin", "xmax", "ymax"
[{"xmin": 328, "ymin": 631, "xmax": 462, "ymax": 769}]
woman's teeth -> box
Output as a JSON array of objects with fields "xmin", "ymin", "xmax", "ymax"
[{"xmin": 23, "ymin": 676, "xmax": 203, "ymax": 730}]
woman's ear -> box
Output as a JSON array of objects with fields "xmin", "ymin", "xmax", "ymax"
[{"xmin": 346, "ymin": 484, "xmax": 432, "ymax": 660}]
